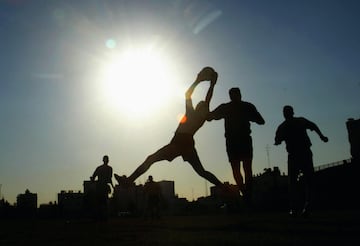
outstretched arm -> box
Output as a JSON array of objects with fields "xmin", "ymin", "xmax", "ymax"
[
  {"xmin": 253, "ymin": 110, "xmax": 265, "ymax": 125},
  {"xmin": 274, "ymin": 127, "xmax": 283, "ymax": 145},
  {"xmin": 312, "ymin": 124, "xmax": 329, "ymax": 142},
  {"xmin": 204, "ymin": 72, "xmax": 218, "ymax": 105},
  {"xmin": 248, "ymin": 104, "xmax": 265, "ymax": 125},
  {"xmin": 185, "ymin": 79, "xmax": 201, "ymax": 100},
  {"xmin": 305, "ymin": 118, "xmax": 328, "ymax": 142},
  {"xmin": 90, "ymin": 168, "xmax": 98, "ymax": 181}
]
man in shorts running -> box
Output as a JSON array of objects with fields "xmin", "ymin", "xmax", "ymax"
[
  {"xmin": 275, "ymin": 105, "xmax": 328, "ymax": 216},
  {"xmin": 207, "ymin": 87, "xmax": 265, "ymax": 200},
  {"xmin": 126, "ymin": 67, "xmax": 225, "ymax": 189}
]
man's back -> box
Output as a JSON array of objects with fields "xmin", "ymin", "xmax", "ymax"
[
  {"xmin": 94, "ymin": 165, "xmax": 113, "ymax": 184},
  {"xmin": 210, "ymin": 101, "xmax": 261, "ymax": 138},
  {"xmin": 276, "ymin": 117, "xmax": 315, "ymax": 154}
]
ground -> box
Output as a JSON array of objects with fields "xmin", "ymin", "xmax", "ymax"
[{"xmin": 1, "ymin": 210, "xmax": 359, "ymax": 245}]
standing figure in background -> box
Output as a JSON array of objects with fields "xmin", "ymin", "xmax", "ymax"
[
  {"xmin": 275, "ymin": 105, "xmax": 328, "ymax": 216},
  {"xmin": 208, "ymin": 87, "xmax": 265, "ymax": 201},
  {"xmin": 91, "ymin": 155, "xmax": 114, "ymax": 221},
  {"xmin": 144, "ymin": 175, "xmax": 162, "ymax": 219}
]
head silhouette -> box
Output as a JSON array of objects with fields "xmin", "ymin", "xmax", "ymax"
[
  {"xmin": 148, "ymin": 175, "xmax": 153, "ymax": 182},
  {"xmin": 283, "ymin": 105, "xmax": 294, "ymax": 120},
  {"xmin": 229, "ymin": 87, "xmax": 241, "ymax": 102},
  {"xmin": 103, "ymin": 155, "xmax": 109, "ymax": 165}
]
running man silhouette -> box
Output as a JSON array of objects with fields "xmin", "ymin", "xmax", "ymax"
[
  {"xmin": 90, "ymin": 155, "xmax": 114, "ymax": 220},
  {"xmin": 275, "ymin": 105, "xmax": 328, "ymax": 216},
  {"xmin": 207, "ymin": 87, "xmax": 265, "ymax": 200},
  {"xmin": 126, "ymin": 67, "xmax": 226, "ymax": 189}
]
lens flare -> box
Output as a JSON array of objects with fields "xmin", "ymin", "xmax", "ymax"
[
  {"xmin": 106, "ymin": 39, "xmax": 117, "ymax": 49},
  {"xmin": 177, "ymin": 114, "xmax": 187, "ymax": 124}
]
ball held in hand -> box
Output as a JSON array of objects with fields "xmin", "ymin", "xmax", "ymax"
[{"xmin": 198, "ymin": 66, "xmax": 216, "ymax": 81}]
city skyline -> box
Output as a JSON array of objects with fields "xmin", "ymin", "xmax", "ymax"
[
  {"xmin": 1, "ymin": 1, "xmax": 359, "ymax": 204},
  {"xmin": 1, "ymin": 157, "xmax": 353, "ymax": 206}
]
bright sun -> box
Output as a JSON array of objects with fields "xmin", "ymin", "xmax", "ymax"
[{"xmin": 99, "ymin": 45, "xmax": 177, "ymax": 118}]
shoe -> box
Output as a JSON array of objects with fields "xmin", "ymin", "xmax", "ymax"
[
  {"xmin": 301, "ymin": 202, "xmax": 310, "ymax": 218},
  {"xmin": 301, "ymin": 209, "xmax": 309, "ymax": 217},
  {"xmin": 289, "ymin": 209, "xmax": 297, "ymax": 217},
  {"xmin": 220, "ymin": 203, "xmax": 227, "ymax": 209},
  {"xmin": 114, "ymin": 174, "xmax": 130, "ymax": 187}
]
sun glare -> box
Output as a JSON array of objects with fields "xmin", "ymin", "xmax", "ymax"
[{"xmin": 100, "ymin": 46, "xmax": 177, "ymax": 118}]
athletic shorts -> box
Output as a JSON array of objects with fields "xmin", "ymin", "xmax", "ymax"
[
  {"xmin": 288, "ymin": 149, "xmax": 314, "ymax": 179},
  {"xmin": 225, "ymin": 136, "xmax": 253, "ymax": 161},
  {"xmin": 165, "ymin": 133, "xmax": 198, "ymax": 162}
]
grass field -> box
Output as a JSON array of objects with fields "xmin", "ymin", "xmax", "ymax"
[{"xmin": 1, "ymin": 210, "xmax": 360, "ymax": 245}]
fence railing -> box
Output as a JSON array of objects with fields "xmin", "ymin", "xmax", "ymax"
[{"xmin": 314, "ymin": 158, "xmax": 352, "ymax": 172}]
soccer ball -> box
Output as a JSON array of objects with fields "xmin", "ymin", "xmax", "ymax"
[{"xmin": 198, "ymin": 66, "xmax": 216, "ymax": 81}]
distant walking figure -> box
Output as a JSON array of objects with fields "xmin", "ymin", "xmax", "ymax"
[
  {"xmin": 274, "ymin": 105, "xmax": 328, "ymax": 216},
  {"xmin": 90, "ymin": 155, "xmax": 114, "ymax": 220},
  {"xmin": 126, "ymin": 67, "xmax": 225, "ymax": 189},
  {"xmin": 144, "ymin": 175, "xmax": 162, "ymax": 219},
  {"xmin": 207, "ymin": 87, "xmax": 265, "ymax": 200}
]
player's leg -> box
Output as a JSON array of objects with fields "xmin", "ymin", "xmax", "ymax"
[
  {"xmin": 230, "ymin": 160, "xmax": 244, "ymax": 194},
  {"xmin": 188, "ymin": 152, "xmax": 223, "ymax": 187},
  {"xmin": 242, "ymin": 137, "xmax": 254, "ymax": 199},
  {"xmin": 226, "ymin": 138, "xmax": 247, "ymax": 194},
  {"xmin": 128, "ymin": 144, "xmax": 177, "ymax": 183},
  {"xmin": 243, "ymin": 158, "xmax": 253, "ymax": 198},
  {"xmin": 288, "ymin": 155, "xmax": 299, "ymax": 215},
  {"xmin": 301, "ymin": 150, "xmax": 314, "ymax": 216}
]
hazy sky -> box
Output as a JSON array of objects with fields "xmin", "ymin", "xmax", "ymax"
[{"xmin": 1, "ymin": 0, "xmax": 359, "ymax": 204}]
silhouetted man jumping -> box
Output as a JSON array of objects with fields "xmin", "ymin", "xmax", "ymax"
[
  {"xmin": 207, "ymin": 87, "xmax": 265, "ymax": 200},
  {"xmin": 275, "ymin": 105, "xmax": 328, "ymax": 216},
  {"xmin": 126, "ymin": 67, "xmax": 226, "ymax": 189}
]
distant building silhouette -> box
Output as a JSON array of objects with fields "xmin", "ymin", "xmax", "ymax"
[
  {"xmin": 0, "ymin": 198, "xmax": 15, "ymax": 218},
  {"xmin": 38, "ymin": 202, "xmax": 58, "ymax": 219},
  {"xmin": 83, "ymin": 180, "xmax": 97, "ymax": 217},
  {"xmin": 112, "ymin": 183, "xmax": 139, "ymax": 216},
  {"xmin": 17, "ymin": 189, "xmax": 37, "ymax": 208},
  {"xmin": 83, "ymin": 180, "xmax": 97, "ymax": 194},
  {"xmin": 156, "ymin": 180, "xmax": 189, "ymax": 215},
  {"xmin": 346, "ymin": 118, "xmax": 360, "ymax": 162},
  {"xmin": 251, "ymin": 167, "xmax": 288, "ymax": 211},
  {"xmin": 311, "ymin": 158, "xmax": 360, "ymax": 210},
  {"xmin": 210, "ymin": 182, "xmax": 238, "ymax": 199},
  {"xmin": 158, "ymin": 180, "xmax": 175, "ymax": 200},
  {"xmin": 57, "ymin": 190, "xmax": 84, "ymax": 218},
  {"xmin": 111, "ymin": 179, "xmax": 188, "ymax": 217},
  {"xmin": 16, "ymin": 189, "xmax": 37, "ymax": 217}
]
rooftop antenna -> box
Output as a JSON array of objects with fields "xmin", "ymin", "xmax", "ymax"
[{"xmin": 205, "ymin": 180, "xmax": 208, "ymax": 197}]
